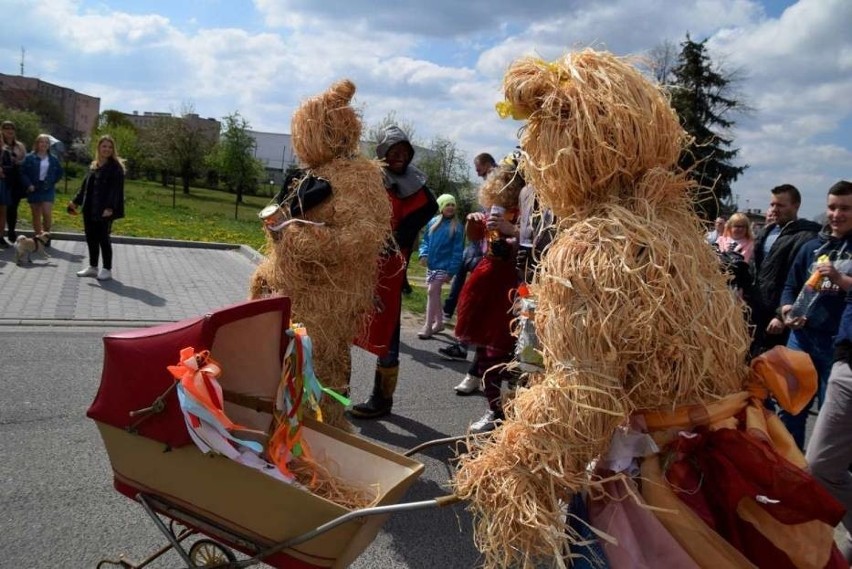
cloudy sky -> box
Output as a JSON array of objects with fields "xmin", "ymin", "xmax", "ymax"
[{"xmin": 3, "ymin": 0, "xmax": 850, "ymax": 219}]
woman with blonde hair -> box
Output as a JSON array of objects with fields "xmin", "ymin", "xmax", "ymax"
[
  {"xmin": 68, "ymin": 135, "xmax": 125, "ymax": 281},
  {"xmin": 20, "ymin": 133, "xmax": 63, "ymax": 239},
  {"xmin": 716, "ymin": 212, "xmax": 755, "ymax": 262}
]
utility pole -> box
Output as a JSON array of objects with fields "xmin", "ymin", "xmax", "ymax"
[{"xmin": 20, "ymin": 47, "xmax": 25, "ymax": 75}]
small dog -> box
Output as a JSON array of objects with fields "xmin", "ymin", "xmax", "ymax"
[{"xmin": 15, "ymin": 232, "xmax": 50, "ymax": 265}]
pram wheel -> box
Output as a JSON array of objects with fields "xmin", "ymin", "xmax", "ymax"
[{"xmin": 189, "ymin": 538, "xmax": 236, "ymax": 567}]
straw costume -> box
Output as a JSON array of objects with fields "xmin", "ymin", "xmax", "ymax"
[
  {"xmin": 249, "ymin": 80, "xmax": 392, "ymax": 430},
  {"xmin": 453, "ymin": 49, "xmax": 845, "ymax": 568}
]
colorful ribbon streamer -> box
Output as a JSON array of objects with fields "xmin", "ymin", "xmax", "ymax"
[{"xmin": 167, "ymin": 347, "xmax": 265, "ymax": 457}]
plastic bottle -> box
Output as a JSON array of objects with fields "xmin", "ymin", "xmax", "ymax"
[
  {"xmin": 788, "ymin": 255, "xmax": 830, "ymax": 319},
  {"xmin": 488, "ymin": 205, "xmax": 506, "ymax": 240}
]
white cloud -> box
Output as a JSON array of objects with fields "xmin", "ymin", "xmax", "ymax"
[
  {"xmin": 704, "ymin": 0, "xmax": 852, "ymax": 217},
  {"xmin": 4, "ymin": 0, "xmax": 849, "ymax": 221}
]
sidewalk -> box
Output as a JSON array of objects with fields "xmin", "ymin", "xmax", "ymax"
[{"xmin": 0, "ymin": 232, "xmax": 261, "ymax": 326}]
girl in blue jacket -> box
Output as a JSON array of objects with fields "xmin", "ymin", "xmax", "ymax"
[
  {"xmin": 417, "ymin": 193, "xmax": 464, "ymax": 338},
  {"xmin": 20, "ymin": 133, "xmax": 64, "ymax": 237}
]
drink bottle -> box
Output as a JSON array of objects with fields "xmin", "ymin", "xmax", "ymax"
[{"xmin": 788, "ymin": 255, "xmax": 830, "ymax": 320}]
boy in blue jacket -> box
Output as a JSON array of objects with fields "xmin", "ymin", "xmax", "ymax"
[{"xmin": 780, "ymin": 180, "xmax": 852, "ymax": 449}]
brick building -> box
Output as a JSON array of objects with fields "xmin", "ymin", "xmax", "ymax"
[{"xmin": 0, "ymin": 72, "xmax": 100, "ymax": 142}]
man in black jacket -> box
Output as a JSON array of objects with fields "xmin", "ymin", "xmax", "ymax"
[{"xmin": 749, "ymin": 184, "xmax": 821, "ymax": 356}]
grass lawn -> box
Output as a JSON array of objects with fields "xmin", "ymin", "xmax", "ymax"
[
  {"xmin": 43, "ymin": 179, "xmax": 437, "ymax": 314},
  {"xmin": 51, "ymin": 179, "xmax": 273, "ymax": 252}
]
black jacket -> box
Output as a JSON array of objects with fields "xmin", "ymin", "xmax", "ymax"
[
  {"xmin": 748, "ymin": 217, "xmax": 821, "ymax": 322},
  {"xmin": 73, "ymin": 160, "xmax": 125, "ymax": 222}
]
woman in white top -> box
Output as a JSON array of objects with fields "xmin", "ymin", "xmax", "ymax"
[{"xmin": 20, "ymin": 133, "xmax": 64, "ymax": 237}]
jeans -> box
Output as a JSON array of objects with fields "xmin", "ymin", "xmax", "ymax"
[
  {"xmin": 84, "ymin": 217, "xmax": 114, "ymax": 270},
  {"xmin": 778, "ymin": 328, "xmax": 836, "ymax": 449},
  {"xmin": 805, "ymin": 360, "xmax": 852, "ymax": 557}
]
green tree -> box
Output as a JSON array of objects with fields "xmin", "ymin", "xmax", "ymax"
[
  {"xmin": 418, "ymin": 136, "xmax": 476, "ymax": 217},
  {"xmin": 98, "ymin": 110, "xmax": 137, "ymax": 131},
  {"xmin": 668, "ymin": 35, "xmax": 748, "ymax": 220},
  {"xmin": 138, "ymin": 103, "xmax": 216, "ymax": 194},
  {"xmin": 206, "ymin": 112, "xmax": 265, "ymax": 203},
  {"xmin": 97, "ymin": 124, "xmax": 139, "ymax": 174},
  {"xmin": 0, "ymin": 104, "xmax": 43, "ymax": 150}
]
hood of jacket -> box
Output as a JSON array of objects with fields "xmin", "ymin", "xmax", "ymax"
[
  {"xmin": 376, "ymin": 125, "xmax": 413, "ymax": 163},
  {"xmin": 814, "ymin": 225, "xmax": 852, "ymax": 251},
  {"xmin": 376, "ymin": 125, "xmax": 427, "ymax": 198}
]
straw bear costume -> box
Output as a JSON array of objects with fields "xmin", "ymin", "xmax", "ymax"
[
  {"xmin": 249, "ymin": 80, "xmax": 392, "ymax": 430},
  {"xmin": 453, "ymin": 49, "xmax": 846, "ymax": 569}
]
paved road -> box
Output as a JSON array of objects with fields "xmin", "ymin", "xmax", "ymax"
[
  {"xmin": 0, "ymin": 234, "xmax": 487, "ymax": 568},
  {"xmin": 3, "ymin": 234, "xmax": 835, "ymax": 568}
]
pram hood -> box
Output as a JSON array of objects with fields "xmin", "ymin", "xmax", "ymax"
[{"xmin": 87, "ymin": 297, "xmax": 291, "ymax": 448}]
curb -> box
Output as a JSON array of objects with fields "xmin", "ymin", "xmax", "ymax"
[
  {"xmin": 0, "ymin": 318, "xmax": 171, "ymax": 328},
  {"xmin": 21, "ymin": 231, "xmax": 265, "ymax": 265}
]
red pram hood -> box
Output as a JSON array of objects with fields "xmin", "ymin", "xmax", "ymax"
[{"xmin": 87, "ymin": 297, "xmax": 291, "ymax": 448}]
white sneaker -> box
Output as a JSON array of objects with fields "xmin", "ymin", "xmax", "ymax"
[
  {"xmin": 454, "ymin": 374, "xmax": 482, "ymax": 395},
  {"xmin": 469, "ymin": 410, "xmax": 504, "ymax": 434},
  {"xmin": 76, "ymin": 266, "xmax": 98, "ymax": 277},
  {"xmin": 96, "ymin": 268, "xmax": 112, "ymax": 281}
]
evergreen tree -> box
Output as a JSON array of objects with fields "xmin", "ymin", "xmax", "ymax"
[{"xmin": 669, "ymin": 35, "xmax": 747, "ymax": 220}]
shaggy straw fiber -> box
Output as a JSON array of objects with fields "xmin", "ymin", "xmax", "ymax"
[
  {"xmin": 256, "ymin": 158, "xmax": 391, "ymax": 428},
  {"xmin": 455, "ymin": 197, "xmax": 751, "ymax": 567},
  {"xmin": 478, "ymin": 162, "xmax": 526, "ymax": 211},
  {"xmin": 291, "ymin": 456, "xmax": 379, "ymax": 510},
  {"xmin": 250, "ymin": 79, "xmax": 391, "ymax": 430},
  {"xmin": 291, "ymin": 79, "xmax": 363, "ymax": 169},
  {"xmin": 501, "ymin": 50, "xmax": 688, "ymax": 217},
  {"xmin": 454, "ymin": 50, "xmax": 752, "ymax": 569}
]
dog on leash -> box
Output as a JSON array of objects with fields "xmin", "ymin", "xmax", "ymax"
[{"xmin": 15, "ymin": 232, "xmax": 50, "ymax": 265}]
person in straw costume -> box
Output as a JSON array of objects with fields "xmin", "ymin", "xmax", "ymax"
[
  {"xmin": 249, "ymin": 79, "xmax": 392, "ymax": 430},
  {"xmin": 453, "ymin": 49, "xmax": 846, "ymax": 568}
]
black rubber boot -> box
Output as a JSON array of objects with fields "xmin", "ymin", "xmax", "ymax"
[{"xmin": 349, "ymin": 365, "xmax": 398, "ymax": 419}]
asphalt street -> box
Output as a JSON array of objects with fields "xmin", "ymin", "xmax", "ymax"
[
  {"xmin": 0, "ymin": 234, "xmax": 490, "ymax": 568},
  {"xmin": 1, "ymin": 234, "xmax": 835, "ymax": 568}
]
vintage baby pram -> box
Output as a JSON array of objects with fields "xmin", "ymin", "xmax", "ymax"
[{"xmin": 88, "ymin": 297, "xmax": 453, "ymax": 568}]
